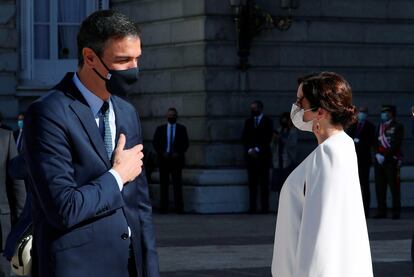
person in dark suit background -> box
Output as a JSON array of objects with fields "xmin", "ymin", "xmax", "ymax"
[
  {"xmin": 153, "ymin": 108, "xmax": 189, "ymax": 213},
  {"xmin": 346, "ymin": 106, "xmax": 376, "ymax": 218},
  {"xmin": 0, "ymin": 128, "xmax": 26, "ymax": 277},
  {"xmin": 13, "ymin": 112, "xmax": 25, "ymax": 152},
  {"xmin": 23, "ymin": 10, "xmax": 159, "ymax": 277},
  {"xmin": 3, "ymin": 112, "xmax": 33, "ymax": 268},
  {"xmin": 373, "ymin": 105, "xmax": 404, "ymax": 220},
  {"xmin": 242, "ymin": 100, "xmax": 273, "ymax": 213}
]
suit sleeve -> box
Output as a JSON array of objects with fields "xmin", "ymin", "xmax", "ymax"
[
  {"xmin": 182, "ymin": 126, "xmax": 189, "ymax": 153},
  {"xmin": 136, "ymin": 112, "xmax": 160, "ymax": 277},
  {"xmin": 24, "ymin": 102, "xmax": 125, "ymax": 230},
  {"xmin": 241, "ymin": 120, "xmax": 249, "ymax": 151},
  {"xmin": 152, "ymin": 127, "xmax": 162, "ymax": 155},
  {"xmin": 6, "ymin": 132, "xmax": 26, "ymax": 223}
]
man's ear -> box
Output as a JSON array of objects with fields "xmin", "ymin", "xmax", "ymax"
[{"xmin": 83, "ymin": 47, "xmax": 97, "ymax": 67}]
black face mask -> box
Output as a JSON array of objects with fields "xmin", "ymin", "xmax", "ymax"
[
  {"xmin": 168, "ymin": 117, "xmax": 177, "ymax": 124},
  {"xmin": 93, "ymin": 55, "xmax": 139, "ymax": 97},
  {"xmin": 251, "ymin": 110, "xmax": 261, "ymax": 117}
]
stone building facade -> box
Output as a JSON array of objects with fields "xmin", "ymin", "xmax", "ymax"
[
  {"xmin": 0, "ymin": 1, "xmax": 19, "ymax": 126},
  {"xmin": 1, "ymin": 0, "xmax": 414, "ymax": 212}
]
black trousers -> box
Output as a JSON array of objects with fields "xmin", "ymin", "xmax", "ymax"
[
  {"xmin": 247, "ymin": 164, "xmax": 270, "ymax": 213},
  {"xmin": 374, "ymin": 161, "xmax": 401, "ymax": 216},
  {"xmin": 159, "ymin": 158, "xmax": 183, "ymax": 213},
  {"xmin": 128, "ymin": 244, "xmax": 137, "ymax": 277},
  {"xmin": 358, "ymin": 162, "xmax": 371, "ymax": 217}
]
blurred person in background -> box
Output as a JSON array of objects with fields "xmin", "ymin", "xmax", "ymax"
[
  {"xmin": 242, "ymin": 100, "xmax": 273, "ymax": 213},
  {"xmin": 373, "ymin": 105, "xmax": 404, "ymax": 219},
  {"xmin": 270, "ymin": 112, "xmax": 298, "ymax": 205},
  {"xmin": 153, "ymin": 108, "xmax": 189, "ymax": 214},
  {"xmin": 346, "ymin": 106, "xmax": 376, "ymax": 218},
  {"xmin": 14, "ymin": 112, "xmax": 25, "ymax": 153},
  {"xmin": 0, "ymin": 128, "xmax": 26, "ymax": 277}
]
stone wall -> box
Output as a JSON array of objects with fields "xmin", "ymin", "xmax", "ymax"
[
  {"xmin": 112, "ymin": 0, "xmax": 213, "ymax": 167},
  {"xmin": 0, "ymin": 0, "xmax": 18, "ymax": 128},
  {"xmin": 203, "ymin": 0, "xmax": 414, "ymax": 165},
  {"xmin": 113, "ymin": 0, "xmax": 414, "ymax": 169},
  {"xmin": 111, "ymin": 0, "xmax": 414, "ymax": 212}
]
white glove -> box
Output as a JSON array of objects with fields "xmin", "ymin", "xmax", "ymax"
[{"xmin": 375, "ymin": 153, "xmax": 385, "ymax": 165}]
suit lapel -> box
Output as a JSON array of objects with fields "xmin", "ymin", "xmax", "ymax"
[
  {"xmin": 70, "ymin": 101, "xmax": 111, "ymax": 169},
  {"xmin": 59, "ymin": 73, "xmax": 111, "ymax": 169}
]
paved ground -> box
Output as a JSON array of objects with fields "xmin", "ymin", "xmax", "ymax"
[{"xmin": 153, "ymin": 208, "xmax": 414, "ymax": 277}]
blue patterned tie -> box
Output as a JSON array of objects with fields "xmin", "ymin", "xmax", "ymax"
[{"xmin": 100, "ymin": 101, "xmax": 112, "ymax": 159}]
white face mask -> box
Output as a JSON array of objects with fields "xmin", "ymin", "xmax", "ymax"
[{"xmin": 290, "ymin": 103, "xmax": 314, "ymax": 132}]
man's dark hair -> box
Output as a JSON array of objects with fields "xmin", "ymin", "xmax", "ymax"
[
  {"xmin": 251, "ymin": 100, "xmax": 264, "ymax": 110},
  {"xmin": 77, "ymin": 10, "xmax": 141, "ymax": 66},
  {"xmin": 381, "ymin": 105, "xmax": 397, "ymax": 117},
  {"xmin": 168, "ymin": 107, "xmax": 178, "ymax": 115}
]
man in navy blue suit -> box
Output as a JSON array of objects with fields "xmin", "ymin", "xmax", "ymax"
[{"xmin": 23, "ymin": 10, "xmax": 159, "ymax": 277}]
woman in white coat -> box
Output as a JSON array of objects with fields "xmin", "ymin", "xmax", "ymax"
[{"xmin": 272, "ymin": 72, "xmax": 373, "ymax": 277}]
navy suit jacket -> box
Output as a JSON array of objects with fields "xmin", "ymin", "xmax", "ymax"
[
  {"xmin": 241, "ymin": 115, "xmax": 273, "ymax": 167},
  {"xmin": 152, "ymin": 123, "xmax": 189, "ymax": 167},
  {"xmin": 24, "ymin": 73, "xmax": 160, "ymax": 277}
]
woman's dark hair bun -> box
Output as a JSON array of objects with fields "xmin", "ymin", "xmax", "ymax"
[{"xmin": 298, "ymin": 72, "xmax": 356, "ymax": 128}]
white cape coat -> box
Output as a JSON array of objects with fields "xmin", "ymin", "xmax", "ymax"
[{"xmin": 272, "ymin": 131, "xmax": 373, "ymax": 277}]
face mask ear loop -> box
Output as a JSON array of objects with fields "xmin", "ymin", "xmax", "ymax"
[
  {"xmin": 92, "ymin": 68, "xmax": 109, "ymax": 82},
  {"xmin": 92, "ymin": 50, "xmax": 112, "ymax": 80},
  {"xmin": 303, "ymin": 107, "xmax": 315, "ymax": 113}
]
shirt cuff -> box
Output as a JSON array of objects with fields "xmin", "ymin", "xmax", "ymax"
[{"xmin": 109, "ymin": 169, "xmax": 123, "ymax": 191}]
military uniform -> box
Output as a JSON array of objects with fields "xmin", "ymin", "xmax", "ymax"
[{"xmin": 374, "ymin": 106, "xmax": 404, "ymax": 219}]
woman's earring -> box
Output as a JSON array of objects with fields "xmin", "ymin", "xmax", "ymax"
[{"xmin": 316, "ymin": 120, "xmax": 320, "ymax": 131}]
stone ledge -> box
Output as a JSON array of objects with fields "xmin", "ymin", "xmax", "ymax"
[
  {"xmin": 151, "ymin": 167, "xmax": 414, "ymax": 186},
  {"xmin": 149, "ymin": 167, "xmax": 414, "ymax": 213},
  {"xmin": 151, "ymin": 169, "xmax": 247, "ymax": 186}
]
